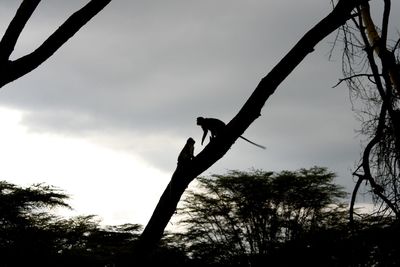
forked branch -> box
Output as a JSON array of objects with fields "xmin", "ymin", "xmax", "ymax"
[{"xmin": 0, "ymin": 0, "xmax": 112, "ymax": 88}]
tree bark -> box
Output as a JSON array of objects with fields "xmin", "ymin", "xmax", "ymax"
[{"xmin": 139, "ymin": 0, "xmax": 363, "ymax": 253}]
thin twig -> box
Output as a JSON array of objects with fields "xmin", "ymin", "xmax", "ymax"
[{"xmin": 333, "ymin": 73, "xmax": 378, "ymax": 88}]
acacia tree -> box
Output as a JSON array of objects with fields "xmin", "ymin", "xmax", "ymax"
[
  {"xmin": 0, "ymin": 181, "xmax": 149, "ymax": 266},
  {"xmin": 140, "ymin": 0, "xmax": 365, "ymax": 252},
  {"xmin": 175, "ymin": 167, "xmax": 347, "ymax": 266},
  {"xmin": 0, "ymin": 181, "xmax": 69, "ymax": 266}
]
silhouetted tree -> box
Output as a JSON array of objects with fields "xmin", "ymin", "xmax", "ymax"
[
  {"xmin": 0, "ymin": 181, "xmax": 69, "ymax": 266},
  {"xmin": 168, "ymin": 168, "xmax": 400, "ymax": 267},
  {"xmin": 174, "ymin": 167, "xmax": 348, "ymax": 266},
  {"xmin": 0, "ymin": 181, "xmax": 190, "ymax": 267}
]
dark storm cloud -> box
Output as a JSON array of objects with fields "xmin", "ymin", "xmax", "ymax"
[
  {"xmin": 0, "ymin": 0, "xmax": 374, "ymax": 190},
  {"xmin": 2, "ymin": 0, "xmax": 335, "ymax": 128}
]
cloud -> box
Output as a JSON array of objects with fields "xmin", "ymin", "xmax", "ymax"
[{"xmin": 0, "ymin": 0, "xmax": 383, "ymax": 200}]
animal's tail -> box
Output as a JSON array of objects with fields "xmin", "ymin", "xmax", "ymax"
[{"xmin": 239, "ymin": 136, "xmax": 266, "ymax": 149}]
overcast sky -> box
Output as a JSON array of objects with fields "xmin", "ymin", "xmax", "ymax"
[{"xmin": 0, "ymin": 0, "xmax": 397, "ymax": 225}]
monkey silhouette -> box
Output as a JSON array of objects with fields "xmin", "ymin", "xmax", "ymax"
[
  {"xmin": 196, "ymin": 117, "xmax": 266, "ymax": 149},
  {"xmin": 177, "ymin": 137, "xmax": 195, "ymax": 165}
]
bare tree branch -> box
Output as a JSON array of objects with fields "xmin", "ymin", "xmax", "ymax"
[
  {"xmin": 0, "ymin": 0, "xmax": 40, "ymax": 62},
  {"xmin": 381, "ymin": 0, "xmax": 391, "ymax": 46},
  {"xmin": 347, "ymin": 6, "xmax": 400, "ymax": 221},
  {"xmin": 349, "ymin": 171, "xmax": 364, "ymax": 224},
  {"xmin": 0, "ymin": 0, "xmax": 112, "ymax": 88},
  {"xmin": 393, "ymin": 37, "xmax": 400, "ymax": 52},
  {"xmin": 333, "ymin": 73, "xmax": 378, "ymax": 88}
]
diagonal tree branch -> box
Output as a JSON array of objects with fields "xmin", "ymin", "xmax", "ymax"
[
  {"xmin": 0, "ymin": 0, "xmax": 41, "ymax": 63},
  {"xmin": 0, "ymin": 0, "xmax": 112, "ymax": 88},
  {"xmin": 138, "ymin": 0, "xmax": 362, "ymax": 255}
]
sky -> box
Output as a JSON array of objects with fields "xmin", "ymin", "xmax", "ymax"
[{"xmin": 0, "ymin": 0, "xmax": 397, "ymax": 226}]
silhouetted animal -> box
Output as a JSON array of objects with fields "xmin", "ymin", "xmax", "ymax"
[
  {"xmin": 177, "ymin": 137, "xmax": 195, "ymax": 165},
  {"xmin": 196, "ymin": 117, "xmax": 266, "ymax": 149}
]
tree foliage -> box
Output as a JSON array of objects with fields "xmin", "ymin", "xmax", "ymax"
[
  {"xmin": 2, "ymin": 175, "xmax": 400, "ymax": 266},
  {"xmin": 175, "ymin": 167, "xmax": 348, "ymax": 266},
  {"xmin": 0, "ymin": 181, "xmax": 187, "ymax": 267},
  {"xmin": 171, "ymin": 168, "xmax": 400, "ymax": 266}
]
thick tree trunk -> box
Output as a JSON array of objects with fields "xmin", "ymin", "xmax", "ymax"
[{"xmin": 139, "ymin": 0, "xmax": 362, "ymax": 254}]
